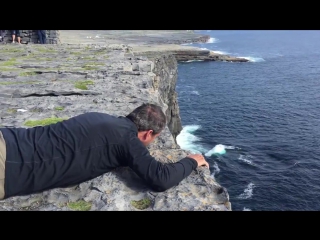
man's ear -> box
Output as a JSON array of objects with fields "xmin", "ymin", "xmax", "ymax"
[
  {"xmin": 146, "ymin": 130, "xmax": 153, "ymax": 137},
  {"xmin": 140, "ymin": 130, "xmax": 152, "ymax": 140}
]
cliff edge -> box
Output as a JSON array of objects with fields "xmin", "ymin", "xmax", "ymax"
[{"xmin": 0, "ymin": 43, "xmax": 231, "ymax": 211}]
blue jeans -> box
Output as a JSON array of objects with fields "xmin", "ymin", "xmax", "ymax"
[{"xmin": 37, "ymin": 30, "xmax": 46, "ymax": 44}]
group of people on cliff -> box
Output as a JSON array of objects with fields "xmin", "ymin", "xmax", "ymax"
[{"xmin": 0, "ymin": 30, "xmax": 47, "ymax": 44}]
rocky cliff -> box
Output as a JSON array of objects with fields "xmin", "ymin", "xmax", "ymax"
[{"xmin": 0, "ymin": 43, "xmax": 231, "ymax": 211}]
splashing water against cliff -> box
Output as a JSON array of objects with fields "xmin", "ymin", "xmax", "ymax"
[
  {"xmin": 176, "ymin": 125, "xmax": 206, "ymax": 154},
  {"xmin": 205, "ymin": 144, "xmax": 227, "ymax": 156}
]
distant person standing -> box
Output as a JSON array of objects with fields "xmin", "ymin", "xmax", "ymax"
[
  {"xmin": 0, "ymin": 30, "xmax": 6, "ymax": 43},
  {"xmin": 37, "ymin": 30, "xmax": 46, "ymax": 44},
  {"xmin": 11, "ymin": 30, "xmax": 21, "ymax": 44}
]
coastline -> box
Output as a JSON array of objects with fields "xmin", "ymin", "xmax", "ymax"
[
  {"xmin": 59, "ymin": 30, "xmax": 249, "ymax": 62},
  {"xmin": 0, "ymin": 31, "xmax": 232, "ymax": 211}
]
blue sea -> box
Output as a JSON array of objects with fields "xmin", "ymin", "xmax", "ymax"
[{"xmin": 176, "ymin": 30, "xmax": 320, "ymax": 211}]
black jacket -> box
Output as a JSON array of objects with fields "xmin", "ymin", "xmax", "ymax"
[{"xmin": 1, "ymin": 112, "xmax": 197, "ymax": 199}]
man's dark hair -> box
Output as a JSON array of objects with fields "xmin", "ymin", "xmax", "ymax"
[{"xmin": 126, "ymin": 103, "xmax": 166, "ymax": 135}]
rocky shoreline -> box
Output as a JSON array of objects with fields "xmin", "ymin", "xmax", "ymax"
[
  {"xmin": 59, "ymin": 30, "xmax": 249, "ymax": 63},
  {"xmin": 0, "ymin": 31, "xmax": 236, "ymax": 211}
]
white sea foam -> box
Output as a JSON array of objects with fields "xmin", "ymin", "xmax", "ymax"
[
  {"xmin": 210, "ymin": 161, "xmax": 220, "ymax": 179},
  {"xmin": 200, "ymin": 47, "xmax": 210, "ymax": 51},
  {"xmin": 182, "ymin": 60, "xmax": 205, "ymax": 63},
  {"xmin": 212, "ymin": 50, "xmax": 229, "ymax": 55},
  {"xmin": 205, "ymin": 144, "xmax": 226, "ymax": 156},
  {"xmin": 181, "ymin": 43, "xmax": 193, "ymax": 45},
  {"xmin": 223, "ymin": 145, "xmax": 238, "ymax": 150},
  {"xmin": 191, "ymin": 90, "xmax": 200, "ymax": 95},
  {"xmin": 204, "ymin": 144, "xmax": 237, "ymax": 156},
  {"xmin": 176, "ymin": 125, "xmax": 206, "ymax": 154},
  {"xmin": 206, "ymin": 37, "xmax": 216, "ymax": 43},
  {"xmin": 238, "ymin": 183, "xmax": 255, "ymax": 199},
  {"xmin": 240, "ymin": 56, "xmax": 265, "ymax": 62},
  {"xmin": 238, "ymin": 154, "xmax": 255, "ymax": 166},
  {"xmin": 243, "ymin": 207, "xmax": 251, "ymax": 211},
  {"xmin": 211, "ymin": 51, "xmax": 265, "ymax": 62}
]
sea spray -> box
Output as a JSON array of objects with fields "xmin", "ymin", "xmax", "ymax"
[
  {"xmin": 176, "ymin": 125, "xmax": 206, "ymax": 154},
  {"xmin": 204, "ymin": 144, "xmax": 226, "ymax": 156}
]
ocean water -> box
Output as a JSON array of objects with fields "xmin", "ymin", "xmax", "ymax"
[{"xmin": 176, "ymin": 30, "xmax": 320, "ymax": 211}]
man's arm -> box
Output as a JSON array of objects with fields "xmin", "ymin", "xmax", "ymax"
[{"xmin": 122, "ymin": 133, "xmax": 198, "ymax": 192}]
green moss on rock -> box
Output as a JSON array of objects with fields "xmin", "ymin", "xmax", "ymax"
[
  {"xmin": 54, "ymin": 106, "xmax": 64, "ymax": 111},
  {"xmin": 19, "ymin": 72, "xmax": 38, "ymax": 77},
  {"xmin": 67, "ymin": 200, "xmax": 92, "ymax": 211},
  {"xmin": 7, "ymin": 108, "xmax": 17, "ymax": 113},
  {"xmin": 36, "ymin": 47, "xmax": 56, "ymax": 53},
  {"xmin": 81, "ymin": 65, "xmax": 99, "ymax": 71},
  {"xmin": 24, "ymin": 117, "xmax": 67, "ymax": 127},
  {"xmin": 74, "ymin": 80, "xmax": 94, "ymax": 90},
  {"xmin": 0, "ymin": 48, "xmax": 24, "ymax": 53},
  {"xmin": 30, "ymin": 108, "xmax": 42, "ymax": 113},
  {"xmin": 1, "ymin": 59, "xmax": 17, "ymax": 66},
  {"xmin": 0, "ymin": 67, "xmax": 20, "ymax": 71},
  {"xmin": 131, "ymin": 198, "xmax": 152, "ymax": 210},
  {"xmin": 0, "ymin": 81, "xmax": 40, "ymax": 85}
]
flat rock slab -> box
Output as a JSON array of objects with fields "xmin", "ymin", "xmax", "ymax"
[
  {"xmin": 59, "ymin": 30, "xmax": 209, "ymax": 45},
  {"xmin": 59, "ymin": 30, "xmax": 248, "ymax": 62},
  {"xmin": 0, "ymin": 43, "xmax": 231, "ymax": 211}
]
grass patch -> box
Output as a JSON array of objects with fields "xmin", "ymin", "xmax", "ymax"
[
  {"xmin": 67, "ymin": 200, "xmax": 92, "ymax": 211},
  {"xmin": 87, "ymin": 62, "xmax": 105, "ymax": 66},
  {"xmin": 94, "ymin": 49, "xmax": 108, "ymax": 55},
  {"xmin": 30, "ymin": 108, "xmax": 42, "ymax": 113},
  {"xmin": 22, "ymin": 54, "xmax": 36, "ymax": 59},
  {"xmin": 74, "ymin": 80, "xmax": 94, "ymax": 90},
  {"xmin": 54, "ymin": 106, "xmax": 64, "ymax": 111},
  {"xmin": 1, "ymin": 58, "xmax": 17, "ymax": 66},
  {"xmin": 131, "ymin": 198, "xmax": 152, "ymax": 210},
  {"xmin": 70, "ymin": 51, "xmax": 82, "ymax": 55},
  {"xmin": 0, "ymin": 67, "xmax": 20, "ymax": 71},
  {"xmin": 36, "ymin": 47, "xmax": 56, "ymax": 53},
  {"xmin": 24, "ymin": 117, "xmax": 67, "ymax": 127},
  {"xmin": 0, "ymin": 80, "xmax": 40, "ymax": 85},
  {"xmin": 81, "ymin": 65, "xmax": 99, "ymax": 71},
  {"xmin": 19, "ymin": 72, "xmax": 38, "ymax": 77},
  {"xmin": 0, "ymin": 48, "xmax": 24, "ymax": 53},
  {"xmin": 30, "ymin": 58, "xmax": 53, "ymax": 61}
]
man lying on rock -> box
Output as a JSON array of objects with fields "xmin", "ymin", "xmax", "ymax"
[{"xmin": 0, "ymin": 103, "xmax": 209, "ymax": 200}]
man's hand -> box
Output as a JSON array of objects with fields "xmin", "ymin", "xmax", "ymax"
[{"xmin": 187, "ymin": 154, "xmax": 209, "ymax": 169}]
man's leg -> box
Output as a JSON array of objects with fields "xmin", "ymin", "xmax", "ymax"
[
  {"xmin": 11, "ymin": 30, "xmax": 16, "ymax": 43},
  {"xmin": 41, "ymin": 30, "xmax": 46, "ymax": 44},
  {"xmin": 37, "ymin": 30, "xmax": 43, "ymax": 44},
  {"xmin": 16, "ymin": 30, "xmax": 21, "ymax": 44},
  {"xmin": 0, "ymin": 131, "xmax": 6, "ymax": 200}
]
